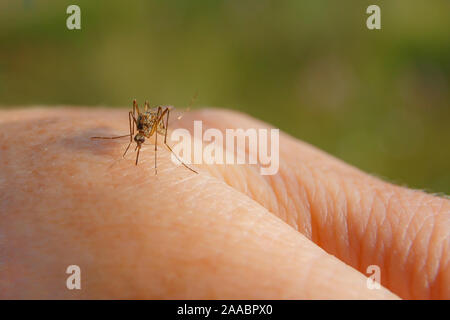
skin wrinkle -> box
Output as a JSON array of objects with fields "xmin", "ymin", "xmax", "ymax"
[
  {"xmin": 388, "ymin": 188, "xmax": 410, "ymax": 296},
  {"xmin": 370, "ymin": 188, "xmax": 389, "ymax": 287},
  {"xmin": 220, "ymin": 166, "xmax": 251, "ymax": 202},
  {"xmin": 279, "ymin": 163, "xmax": 297, "ymax": 227},
  {"xmin": 326, "ymin": 173, "xmax": 341, "ymax": 255},
  {"xmin": 341, "ymin": 179, "xmax": 351, "ymax": 263},
  {"xmin": 425, "ymin": 204, "xmax": 447, "ymax": 292},
  {"xmin": 271, "ymin": 165, "xmax": 288, "ymax": 224},
  {"xmin": 429, "ymin": 205, "xmax": 450, "ymax": 296},
  {"xmin": 316, "ymin": 169, "xmax": 335, "ymax": 254},
  {"xmin": 413, "ymin": 199, "xmax": 443, "ymax": 299},
  {"xmin": 331, "ymin": 175, "xmax": 350, "ymax": 262},
  {"xmin": 352, "ymin": 181, "xmax": 364, "ymax": 269},
  {"xmin": 435, "ymin": 251, "xmax": 446, "ymax": 298},
  {"xmin": 416, "ymin": 205, "xmax": 448, "ymax": 298},
  {"xmin": 383, "ymin": 188, "xmax": 400, "ymax": 291},
  {"xmin": 340, "ymin": 178, "xmax": 356, "ymax": 266},
  {"xmin": 307, "ymin": 166, "xmax": 323, "ymax": 246},
  {"xmin": 436, "ymin": 197, "xmax": 445, "ymax": 215},
  {"xmin": 427, "ymin": 224, "xmax": 442, "ymax": 298},
  {"xmin": 383, "ymin": 218, "xmax": 393, "ymax": 291},
  {"xmin": 371, "ymin": 190, "xmax": 390, "ymax": 273},
  {"xmin": 241, "ymin": 167, "xmax": 250, "ymax": 195},
  {"xmin": 357, "ymin": 185, "xmax": 375, "ymax": 272},
  {"xmin": 239, "ymin": 168, "xmax": 262, "ymax": 203},
  {"xmin": 268, "ymin": 172, "xmax": 289, "ymax": 226},
  {"xmin": 320, "ymin": 169, "xmax": 336, "ymax": 253},
  {"xmin": 251, "ymin": 170, "xmax": 282, "ymax": 218},
  {"xmin": 412, "ymin": 207, "xmax": 434, "ymax": 293},
  {"xmin": 321, "ymin": 172, "xmax": 340, "ymax": 256},
  {"xmin": 243, "ymin": 171, "xmax": 264, "ymax": 212},
  {"xmin": 233, "ymin": 158, "xmax": 287, "ymax": 230},
  {"xmin": 293, "ymin": 162, "xmax": 314, "ymax": 239},
  {"xmin": 437, "ymin": 206, "xmax": 450, "ymax": 298},
  {"xmin": 442, "ymin": 241, "xmax": 449, "ymax": 297},
  {"xmin": 360, "ymin": 191, "xmax": 379, "ymax": 276},
  {"xmin": 440, "ymin": 242, "xmax": 449, "ymax": 298},
  {"xmin": 236, "ymin": 168, "xmax": 265, "ymax": 213},
  {"xmin": 278, "ymin": 163, "xmax": 308, "ymax": 235},
  {"xmin": 307, "ymin": 168, "xmax": 322, "ymax": 245},
  {"xmin": 400, "ymin": 192, "xmax": 426, "ymax": 298},
  {"xmin": 348, "ymin": 181, "xmax": 370, "ymax": 266},
  {"xmin": 421, "ymin": 213, "xmax": 436, "ymax": 298}
]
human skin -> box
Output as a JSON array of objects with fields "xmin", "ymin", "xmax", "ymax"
[{"xmin": 0, "ymin": 107, "xmax": 448, "ymax": 299}]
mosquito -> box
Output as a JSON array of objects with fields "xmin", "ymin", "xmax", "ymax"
[{"xmin": 91, "ymin": 99, "xmax": 198, "ymax": 175}]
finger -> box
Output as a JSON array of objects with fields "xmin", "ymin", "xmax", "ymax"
[
  {"xmin": 175, "ymin": 108, "xmax": 450, "ymax": 299},
  {"xmin": 0, "ymin": 108, "xmax": 397, "ymax": 299}
]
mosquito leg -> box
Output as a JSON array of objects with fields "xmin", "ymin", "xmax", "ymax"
[
  {"xmin": 154, "ymin": 107, "xmax": 163, "ymax": 175},
  {"xmin": 92, "ymin": 104, "xmax": 138, "ymax": 142},
  {"xmin": 153, "ymin": 107, "xmax": 169, "ymax": 143},
  {"xmin": 133, "ymin": 99, "xmax": 140, "ymax": 117},
  {"xmin": 164, "ymin": 107, "xmax": 170, "ymax": 144},
  {"xmin": 156, "ymin": 106, "xmax": 163, "ymax": 129},
  {"xmin": 123, "ymin": 111, "xmax": 136, "ymax": 158},
  {"xmin": 164, "ymin": 142, "xmax": 198, "ymax": 174},
  {"xmin": 135, "ymin": 145, "xmax": 141, "ymax": 165},
  {"xmin": 91, "ymin": 134, "xmax": 131, "ymax": 140},
  {"xmin": 154, "ymin": 126, "xmax": 158, "ymax": 175},
  {"xmin": 158, "ymin": 107, "xmax": 197, "ymax": 173}
]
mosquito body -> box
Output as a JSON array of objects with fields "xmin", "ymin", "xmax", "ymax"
[{"xmin": 91, "ymin": 99, "xmax": 197, "ymax": 175}]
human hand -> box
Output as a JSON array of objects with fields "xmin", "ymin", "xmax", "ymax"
[{"xmin": 0, "ymin": 107, "xmax": 448, "ymax": 299}]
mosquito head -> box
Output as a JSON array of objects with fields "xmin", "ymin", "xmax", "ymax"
[{"xmin": 134, "ymin": 134, "xmax": 145, "ymax": 145}]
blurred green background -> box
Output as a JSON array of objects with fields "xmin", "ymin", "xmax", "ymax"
[{"xmin": 0, "ymin": 0, "xmax": 449, "ymax": 194}]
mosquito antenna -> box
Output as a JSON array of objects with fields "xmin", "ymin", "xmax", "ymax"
[{"xmin": 177, "ymin": 91, "xmax": 198, "ymax": 120}]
